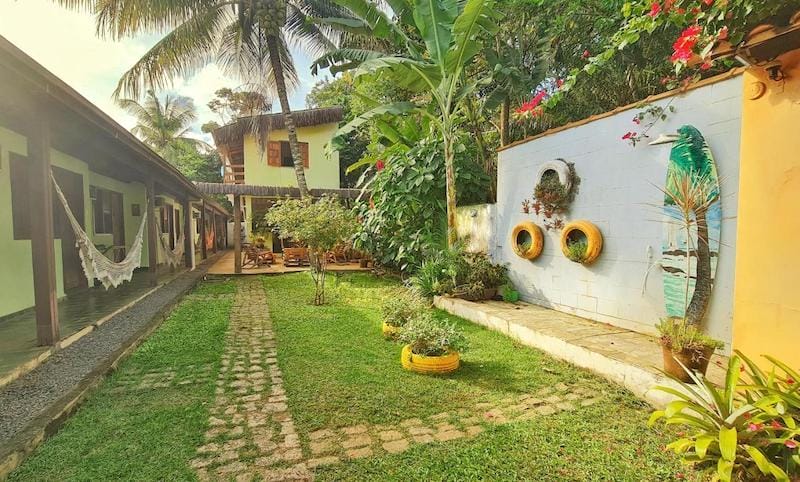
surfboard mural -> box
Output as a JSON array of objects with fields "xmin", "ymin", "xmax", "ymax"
[{"xmin": 661, "ymin": 125, "xmax": 721, "ymax": 323}]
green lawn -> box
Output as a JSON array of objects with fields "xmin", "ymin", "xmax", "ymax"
[
  {"xmin": 9, "ymin": 283, "xmax": 233, "ymax": 482},
  {"xmin": 265, "ymin": 273, "xmax": 694, "ymax": 481}
]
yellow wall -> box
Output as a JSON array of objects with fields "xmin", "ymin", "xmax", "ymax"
[
  {"xmin": 0, "ymin": 124, "xmax": 161, "ymax": 318},
  {"xmin": 242, "ymin": 123, "xmax": 340, "ymax": 189},
  {"xmin": 732, "ymin": 52, "xmax": 800, "ymax": 367}
]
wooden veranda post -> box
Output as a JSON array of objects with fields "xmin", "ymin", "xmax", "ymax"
[
  {"xmin": 28, "ymin": 116, "xmax": 59, "ymax": 346},
  {"xmin": 211, "ymin": 212, "xmax": 218, "ymax": 254},
  {"xmin": 234, "ymin": 194, "xmax": 242, "ymax": 274},
  {"xmin": 183, "ymin": 199, "xmax": 193, "ymax": 269},
  {"xmin": 146, "ymin": 179, "xmax": 158, "ymax": 287},
  {"xmin": 200, "ymin": 200, "xmax": 207, "ymax": 260}
]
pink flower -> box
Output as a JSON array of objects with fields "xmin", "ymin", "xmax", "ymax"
[
  {"xmin": 700, "ymin": 62, "xmax": 712, "ymax": 71},
  {"xmin": 633, "ymin": 117, "xmax": 641, "ymax": 125},
  {"xmin": 771, "ymin": 420, "xmax": 783, "ymax": 430},
  {"xmin": 648, "ymin": 2, "xmax": 661, "ymax": 17},
  {"xmin": 748, "ymin": 423, "xmax": 763, "ymax": 432},
  {"xmin": 671, "ymin": 25, "xmax": 703, "ymax": 63},
  {"xmin": 582, "ymin": 50, "xmax": 591, "ymax": 59},
  {"xmin": 702, "ymin": 0, "xmax": 713, "ymax": 6},
  {"xmin": 786, "ymin": 439, "xmax": 798, "ymax": 449},
  {"xmin": 556, "ymin": 78, "xmax": 564, "ymax": 88},
  {"xmin": 375, "ymin": 160, "xmax": 385, "ymax": 171},
  {"xmin": 718, "ymin": 26, "xmax": 729, "ymax": 40},
  {"xmin": 622, "ymin": 132, "xmax": 637, "ymax": 141}
]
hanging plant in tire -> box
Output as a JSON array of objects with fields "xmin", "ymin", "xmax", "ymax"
[{"xmin": 532, "ymin": 162, "xmax": 580, "ymax": 231}]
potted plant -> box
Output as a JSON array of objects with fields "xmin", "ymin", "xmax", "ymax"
[
  {"xmin": 399, "ymin": 314, "xmax": 468, "ymax": 375},
  {"xmin": 656, "ymin": 317, "xmax": 723, "ymax": 382},
  {"xmin": 381, "ymin": 290, "xmax": 426, "ymax": 339},
  {"xmin": 252, "ymin": 234, "xmax": 267, "ymax": 249}
]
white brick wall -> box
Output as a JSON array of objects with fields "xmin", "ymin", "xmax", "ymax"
[{"xmin": 494, "ymin": 76, "xmax": 743, "ymax": 350}]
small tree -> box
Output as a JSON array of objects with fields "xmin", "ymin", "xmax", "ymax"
[{"xmin": 265, "ymin": 196, "xmax": 358, "ymax": 305}]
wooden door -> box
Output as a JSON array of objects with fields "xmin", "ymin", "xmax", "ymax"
[
  {"xmin": 52, "ymin": 166, "xmax": 86, "ymax": 292},
  {"xmin": 111, "ymin": 192, "xmax": 125, "ymax": 261}
]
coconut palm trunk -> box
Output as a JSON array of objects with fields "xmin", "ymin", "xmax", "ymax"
[
  {"xmin": 444, "ymin": 133, "xmax": 457, "ymax": 247},
  {"xmin": 685, "ymin": 208, "xmax": 712, "ymax": 325},
  {"xmin": 266, "ymin": 35, "xmax": 310, "ymax": 198}
]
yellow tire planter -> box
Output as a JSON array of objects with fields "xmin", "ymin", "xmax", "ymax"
[
  {"xmin": 511, "ymin": 221, "xmax": 544, "ymax": 260},
  {"xmin": 560, "ymin": 220, "xmax": 603, "ymax": 264},
  {"xmin": 400, "ymin": 345, "xmax": 460, "ymax": 374},
  {"xmin": 382, "ymin": 322, "xmax": 400, "ymax": 339}
]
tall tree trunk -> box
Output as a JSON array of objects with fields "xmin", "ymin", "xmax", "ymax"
[
  {"xmin": 685, "ymin": 208, "xmax": 712, "ymax": 325},
  {"xmin": 444, "ymin": 134, "xmax": 457, "ymax": 247},
  {"xmin": 266, "ymin": 35, "xmax": 310, "ymax": 198},
  {"xmin": 500, "ymin": 97, "xmax": 510, "ymax": 146}
]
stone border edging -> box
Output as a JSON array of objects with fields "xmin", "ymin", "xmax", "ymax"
[
  {"xmin": 434, "ymin": 296, "xmax": 683, "ymax": 409},
  {"xmin": 0, "ymin": 267, "xmax": 210, "ymax": 481}
]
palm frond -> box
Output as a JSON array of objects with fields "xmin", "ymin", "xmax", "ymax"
[{"xmin": 95, "ymin": 0, "xmax": 218, "ymax": 40}]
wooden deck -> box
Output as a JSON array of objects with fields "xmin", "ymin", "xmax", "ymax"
[{"xmin": 207, "ymin": 250, "xmax": 371, "ymax": 275}]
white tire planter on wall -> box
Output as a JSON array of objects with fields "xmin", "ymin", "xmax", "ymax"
[{"xmin": 536, "ymin": 158, "xmax": 572, "ymax": 192}]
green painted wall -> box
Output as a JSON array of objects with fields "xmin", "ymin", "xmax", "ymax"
[
  {"xmin": 0, "ymin": 124, "xmax": 178, "ymax": 318},
  {"xmin": 242, "ymin": 123, "xmax": 341, "ymax": 189}
]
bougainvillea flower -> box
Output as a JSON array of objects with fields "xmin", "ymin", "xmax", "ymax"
[
  {"xmin": 515, "ymin": 90, "xmax": 549, "ymax": 116},
  {"xmin": 375, "ymin": 160, "xmax": 385, "ymax": 171},
  {"xmin": 785, "ymin": 439, "xmax": 798, "ymax": 449},
  {"xmin": 632, "ymin": 117, "xmax": 641, "ymax": 125},
  {"xmin": 747, "ymin": 423, "xmax": 763, "ymax": 432},
  {"xmin": 622, "ymin": 132, "xmax": 636, "ymax": 140},
  {"xmin": 671, "ymin": 25, "xmax": 702, "ymax": 63},
  {"xmin": 700, "ymin": 62, "xmax": 712, "ymax": 70},
  {"xmin": 648, "ymin": 2, "xmax": 661, "ymax": 17}
]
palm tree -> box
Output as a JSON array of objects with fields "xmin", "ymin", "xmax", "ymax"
[
  {"xmin": 118, "ymin": 89, "xmax": 210, "ymax": 160},
  {"xmin": 54, "ymin": 0, "xmax": 345, "ymax": 198},
  {"xmin": 313, "ymin": 0, "xmax": 500, "ymax": 245}
]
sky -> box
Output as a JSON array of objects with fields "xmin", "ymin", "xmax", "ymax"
[{"xmin": 0, "ymin": 0, "xmax": 326, "ymax": 143}]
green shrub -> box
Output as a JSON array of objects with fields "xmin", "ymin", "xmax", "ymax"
[
  {"xmin": 649, "ymin": 352, "xmax": 800, "ymax": 481},
  {"xmin": 564, "ymin": 238, "xmax": 589, "ymax": 263},
  {"xmin": 382, "ymin": 290, "xmax": 427, "ymax": 328},
  {"xmin": 409, "ymin": 246, "xmax": 506, "ymax": 299},
  {"xmin": 502, "ymin": 287, "xmax": 520, "ymax": 303},
  {"xmin": 399, "ymin": 314, "xmax": 469, "ymax": 357}
]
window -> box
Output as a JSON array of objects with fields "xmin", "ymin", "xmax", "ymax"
[
  {"xmin": 267, "ymin": 141, "xmax": 309, "ymax": 168},
  {"xmin": 91, "ymin": 186, "xmax": 120, "ymax": 235},
  {"xmin": 280, "ymin": 141, "xmax": 293, "ymax": 167}
]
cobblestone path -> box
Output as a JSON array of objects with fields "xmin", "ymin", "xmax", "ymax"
[{"xmin": 190, "ymin": 279, "xmax": 607, "ymax": 480}]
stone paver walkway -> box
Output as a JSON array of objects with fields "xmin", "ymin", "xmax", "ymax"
[{"xmin": 190, "ymin": 279, "xmax": 608, "ymax": 480}]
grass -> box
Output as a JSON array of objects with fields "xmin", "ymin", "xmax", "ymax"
[
  {"xmin": 265, "ymin": 273, "xmax": 693, "ymax": 481},
  {"xmin": 9, "ymin": 282, "xmax": 233, "ymax": 482}
]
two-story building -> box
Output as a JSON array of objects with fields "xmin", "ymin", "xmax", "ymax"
[{"xmin": 210, "ymin": 107, "xmax": 345, "ymax": 252}]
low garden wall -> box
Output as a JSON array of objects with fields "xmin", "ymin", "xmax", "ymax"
[
  {"xmin": 455, "ymin": 204, "xmax": 495, "ymax": 254},
  {"xmin": 493, "ymin": 75, "xmax": 743, "ymax": 350}
]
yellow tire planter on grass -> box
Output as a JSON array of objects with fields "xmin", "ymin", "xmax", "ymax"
[
  {"xmin": 400, "ymin": 344, "xmax": 460, "ymax": 374},
  {"xmin": 560, "ymin": 220, "xmax": 603, "ymax": 264},
  {"xmin": 382, "ymin": 322, "xmax": 400, "ymax": 339},
  {"xmin": 511, "ymin": 221, "xmax": 544, "ymax": 260}
]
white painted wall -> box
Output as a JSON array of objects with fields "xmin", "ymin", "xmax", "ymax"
[
  {"xmin": 494, "ymin": 76, "xmax": 743, "ymax": 351},
  {"xmin": 455, "ymin": 204, "xmax": 496, "ymax": 254}
]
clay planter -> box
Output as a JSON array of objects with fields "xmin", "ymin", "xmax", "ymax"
[
  {"xmin": 382, "ymin": 322, "xmax": 400, "ymax": 339},
  {"xmin": 661, "ymin": 344, "xmax": 715, "ymax": 383},
  {"xmin": 401, "ymin": 344, "xmax": 460, "ymax": 374}
]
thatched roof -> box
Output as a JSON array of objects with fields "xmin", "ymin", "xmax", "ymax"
[
  {"xmin": 194, "ymin": 182, "xmax": 361, "ymax": 200},
  {"xmin": 212, "ymin": 107, "xmax": 344, "ymax": 148}
]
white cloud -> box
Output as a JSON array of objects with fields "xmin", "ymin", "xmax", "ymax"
[{"xmin": 0, "ymin": 0, "xmax": 321, "ymax": 139}]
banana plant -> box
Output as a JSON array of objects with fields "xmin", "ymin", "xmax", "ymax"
[
  {"xmin": 313, "ymin": 0, "xmax": 501, "ymax": 246},
  {"xmin": 649, "ymin": 354, "xmax": 799, "ymax": 481}
]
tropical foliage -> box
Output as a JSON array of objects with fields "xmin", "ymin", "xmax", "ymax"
[
  {"xmin": 398, "ymin": 313, "xmax": 469, "ymax": 356},
  {"xmin": 409, "ymin": 246, "xmax": 507, "ymax": 299},
  {"xmin": 265, "ymin": 196, "xmax": 358, "ymax": 304},
  {"xmin": 313, "ymin": 0, "xmax": 501, "ymax": 245},
  {"xmin": 649, "ymin": 352, "xmax": 800, "ymax": 481}
]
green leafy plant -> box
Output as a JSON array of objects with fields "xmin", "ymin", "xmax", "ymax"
[
  {"xmin": 564, "ymin": 238, "xmax": 589, "ymax": 263},
  {"xmin": 532, "ymin": 162, "xmax": 580, "ymax": 231},
  {"xmin": 382, "ymin": 290, "xmax": 427, "ymax": 328},
  {"xmin": 648, "ymin": 352, "xmax": 800, "ymax": 481},
  {"xmin": 265, "ymin": 196, "xmax": 358, "ymax": 305},
  {"xmin": 656, "ymin": 317, "xmax": 724, "ymax": 354},
  {"xmin": 501, "ymin": 284, "xmax": 520, "ymax": 303},
  {"xmin": 514, "ymin": 238, "xmax": 533, "ymax": 256},
  {"xmin": 399, "ymin": 313, "xmax": 469, "ymax": 357},
  {"xmin": 409, "ymin": 247, "xmax": 506, "ymax": 299}
]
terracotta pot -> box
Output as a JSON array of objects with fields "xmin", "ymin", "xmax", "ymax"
[
  {"xmin": 401, "ymin": 345, "xmax": 460, "ymax": 374},
  {"xmin": 661, "ymin": 344, "xmax": 714, "ymax": 383}
]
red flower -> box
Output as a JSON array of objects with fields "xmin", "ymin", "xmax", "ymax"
[
  {"xmin": 703, "ymin": 0, "xmax": 713, "ymax": 5},
  {"xmin": 743, "ymin": 412, "xmax": 752, "ymax": 420},
  {"xmin": 786, "ymin": 439, "xmax": 798, "ymax": 449},
  {"xmin": 691, "ymin": 7, "xmax": 701, "ymax": 14},
  {"xmin": 748, "ymin": 423, "xmax": 763, "ymax": 432},
  {"xmin": 677, "ymin": 7, "xmax": 686, "ymax": 14},
  {"xmin": 671, "ymin": 25, "xmax": 703, "ymax": 63},
  {"xmin": 375, "ymin": 160, "xmax": 385, "ymax": 171},
  {"xmin": 622, "ymin": 132, "xmax": 636, "ymax": 140},
  {"xmin": 786, "ymin": 377, "xmax": 795, "ymax": 385},
  {"xmin": 633, "ymin": 117, "xmax": 641, "ymax": 125},
  {"xmin": 771, "ymin": 420, "xmax": 783, "ymax": 430},
  {"xmin": 700, "ymin": 62, "xmax": 712, "ymax": 71},
  {"xmin": 582, "ymin": 50, "xmax": 591, "ymax": 59},
  {"xmin": 718, "ymin": 26, "xmax": 729, "ymax": 40},
  {"xmin": 515, "ymin": 90, "xmax": 549, "ymax": 116},
  {"xmin": 556, "ymin": 78, "xmax": 564, "ymax": 88},
  {"xmin": 648, "ymin": 2, "xmax": 661, "ymax": 17},
  {"xmin": 676, "ymin": 473, "xmax": 685, "ymax": 480}
]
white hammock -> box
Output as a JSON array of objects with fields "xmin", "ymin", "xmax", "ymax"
[
  {"xmin": 50, "ymin": 172, "xmax": 147, "ymax": 289},
  {"xmin": 155, "ymin": 215, "xmax": 185, "ymax": 268}
]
